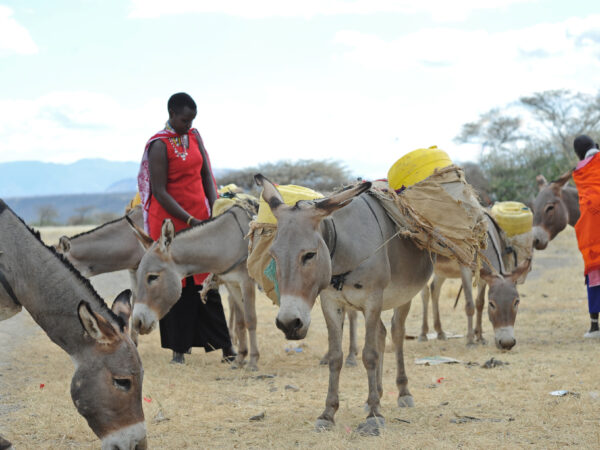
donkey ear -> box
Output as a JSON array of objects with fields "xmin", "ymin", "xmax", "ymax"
[
  {"xmin": 254, "ymin": 173, "xmax": 286, "ymax": 217},
  {"xmin": 159, "ymin": 219, "xmax": 175, "ymax": 253},
  {"xmin": 111, "ymin": 289, "xmax": 132, "ymax": 329},
  {"xmin": 551, "ymin": 170, "xmax": 574, "ymax": 193},
  {"xmin": 536, "ymin": 175, "xmax": 548, "ymax": 191},
  {"xmin": 58, "ymin": 236, "xmax": 71, "ymax": 253},
  {"xmin": 78, "ymin": 301, "xmax": 120, "ymax": 345},
  {"xmin": 126, "ymin": 215, "xmax": 154, "ymax": 249},
  {"xmin": 314, "ymin": 182, "xmax": 372, "ymax": 217},
  {"xmin": 506, "ymin": 258, "xmax": 531, "ymax": 284},
  {"xmin": 480, "ymin": 266, "xmax": 501, "ymax": 286}
]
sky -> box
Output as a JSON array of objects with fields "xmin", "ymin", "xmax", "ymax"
[{"xmin": 1, "ymin": 0, "xmax": 599, "ymax": 179}]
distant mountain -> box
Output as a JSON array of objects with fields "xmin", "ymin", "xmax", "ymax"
[
  {"xmin": 0, "ymin": 159, "xmax": 139, "ymax": 197},
  {"xmin": 0, "ymin": 159, "xmax": 233, "ymax": 197},
  {"xmin": 4, "ymin": 192, "xmax": 137, "ymax": 224},
  {"xmin": 105, "ymin": 178, "xmax": 138, "ymax": 193}
]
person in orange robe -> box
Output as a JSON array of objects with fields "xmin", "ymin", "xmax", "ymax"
[
  {"xmin": 573, "ymin": 134, "xmax": 600, "ymax": 338},
  {"xmin": 138, "ymin": 92, "xmax": 235, "ymax": 363}
]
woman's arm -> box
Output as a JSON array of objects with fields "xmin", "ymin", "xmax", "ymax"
[{"xmin": 148, "ymin": 140, "xmax": 200, "ymax": 225}]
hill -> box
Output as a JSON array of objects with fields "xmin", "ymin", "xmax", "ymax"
[{"xmin": 0, "ymin": 159, "xmax": 139, "ymax": 197}]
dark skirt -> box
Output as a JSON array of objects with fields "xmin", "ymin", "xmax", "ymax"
[
  {"xmin": 586, "ymin": 276, "xmax": 600, "ymax": 313},
  {"xmin": 159, "ymin": 277, "xmax": 232, "ymax": 354}
]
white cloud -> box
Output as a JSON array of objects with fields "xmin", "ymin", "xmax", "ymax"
[
  {"xmin": 129, "ymin": 0, "xmax": 535, "ymax": 21},
  {"xmin": 0, "ymin": 6, "xmax": 38, "ymax": 56},
  {"xmin": 0, "ymin": 92, "xmax": 163, "ymax": 164}
]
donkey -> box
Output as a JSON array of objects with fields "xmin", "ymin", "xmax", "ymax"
[
  {"xmin": 255, "ymin": 174, "xmax": 434, "ymax": 435},
  {"xmin": 130, "ymin": 206, "xmax": 260, "ymax": 370},
  {"xmin": 420, "ymin": 214, "xmax": 531, "ymax": 350},
  {"xmin": 532, "ymin": 171, "xmax": 579, "ymax": 250},
  {"xmin": 57, "ymin": 206, "xmax": 145, "ymax": 281},
  {"xmin": 0, "ymin": 200, "xmax": 146, "ymax": 449}
]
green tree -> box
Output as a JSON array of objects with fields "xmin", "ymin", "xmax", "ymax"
[
  {"xmin": 217, "ymin": 159, "xmax": 353, "ymax": 195},
  {"xmin": 456, "ymin": 90, "xmax": 600, "ymax": 203}
]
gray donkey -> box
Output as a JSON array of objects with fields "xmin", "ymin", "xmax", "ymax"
[
  {"xmin": 130, "ymin": 206, "xmax": 260, "ymax": 370},
  {"xmin": 420, "ymin": 213, "xmax": 531, "ymax": 350},
  {"xmin": 0, "ymin": 200, "xmax": 146, "ymax": 449},
  {"xmin": 255, "ymin": 174, "xmax": 434, "ymax": 436}
]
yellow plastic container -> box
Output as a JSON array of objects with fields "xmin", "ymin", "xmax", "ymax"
[
  {"xmin": 257, "ymin": 185, "xmax": 323, "ymax": 224},
  {"xmin": 218, "ymin": 183, "xmax": 243, "ymax": 195},
  {"xmin": 388, "ymin": 146, "xmax": 453, "ymax": 190},
  {"xmin": 491, "ymin": 201, "xmax": 533, "ymax": 237}
]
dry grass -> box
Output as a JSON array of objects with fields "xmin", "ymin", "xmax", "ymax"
[{"xmin": 1, "ymin": 227, "xmax": 600, "ymax": 449}]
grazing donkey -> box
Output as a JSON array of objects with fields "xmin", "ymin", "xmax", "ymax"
[
  {"xmin": 255, "ymin": 174, "xmax": 434, "ymax": 435},
  {"xmin": 420, "ymin": 213, "xmax": 531, "ymax": 350},
  {"xmin": 532, "ymin": 171, "xmax": 579, "ymax": 250},
  {"xmin": 130, "ymin": 206, "xmax": 260, "ymax": 370},
  {"xmin": 0, "ymin": 200, "xmax": 146, "ymax": 449},
  {"xmin": 57, "ymin": 206, "xmax": 145, "ymax": 280}
]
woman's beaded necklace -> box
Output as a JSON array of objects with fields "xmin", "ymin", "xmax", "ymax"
[{"xmin": 165, "ymin": 121, "xmax": 189, "ymax": 161}]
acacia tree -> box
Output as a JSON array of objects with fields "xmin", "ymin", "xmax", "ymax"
[
  {"xmin": 456, "ymin": 90, "xmax": 600, "ymax": 202},
  {"xmin": 217, "ymin": 159, "xmax": 353, "ymax": 195}
]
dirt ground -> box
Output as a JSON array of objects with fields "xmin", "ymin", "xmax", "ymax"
[{"xmin": 1, "ymin": 227, "xmax": 599, "ymax": 449}]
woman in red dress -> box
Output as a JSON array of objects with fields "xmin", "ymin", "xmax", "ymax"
[{"xmin": 138, "ymin": 92, "xmax": 235, "ymax": 363}]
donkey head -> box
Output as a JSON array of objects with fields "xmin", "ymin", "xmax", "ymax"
[
  {"xmin": 74, "ymin": 290, "xmax": 147, "ymax": 449},
  {"xmin": 255, "ymin": 174, "xmax": 371, "ymax": 340},
  {"xmin": 130, "ymin": 219, "xmax": 182, "ymax": 335},
  {"xmin": 532, "ymin": 171, "xmax": 573, "ymax": 250},
  {"xmin": 480, "ymin": 259, "xmax": 531, "ymax": 350}
]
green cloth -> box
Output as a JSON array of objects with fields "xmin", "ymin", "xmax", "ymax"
[{"xmin": 264, "ymin": 258, "xmax": 280, "ymax": 305}]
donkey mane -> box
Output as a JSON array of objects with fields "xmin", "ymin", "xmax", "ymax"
[
  {"xmin": 175, "ymin": 204, "xmax": 250, "ymax": 238},
  {"xmin": 68, "ymin": 208, "xmax": 139, "ymax": 240},
  {"xmin": 0, "ymin": 199, "xmax": 125, "ymax": 330}
]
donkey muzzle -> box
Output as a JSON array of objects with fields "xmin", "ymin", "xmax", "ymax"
[{"xmin": 495, "ymin": 326, "xmax": 516, "ymax": 350}]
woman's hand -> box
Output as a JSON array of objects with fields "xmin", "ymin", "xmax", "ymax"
[{"xmin": 189, "ymin": 217, "xmax": 204, "ymax": 227}]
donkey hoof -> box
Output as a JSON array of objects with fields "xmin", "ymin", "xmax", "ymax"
[
  {"xmin": 437, "ymin": 332, "xmax": 447, "ymax": 341},
  {"xmin": 417, "ymin": 334, "xmax": 428, "ymax": 342},
  {"xmin": 476, "ymin": 337, "xmax": 487, "ymax": 345},
  {"xmin": 397, "ymin": 395, "xmax": 414, "ymax": 408},
  {"xmin": 247, "ymin": 364, "xmax": 259, "ymax": 372},
  {"xmin": 315, "ymin": 418, "xmax": 334, "ymax": 432},
  {"xmin": 345, "ymin": 357, "xmax": 358, "ymax": 367},
  {"xmin": 356, "ymin": 416, "xmax": 385, "ymax": 436},
  {"xmin": 319, "ymin": 357, "xmax": 329, "ymax": 366}
]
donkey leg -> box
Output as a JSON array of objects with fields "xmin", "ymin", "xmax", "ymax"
[
  {"xmin": 392, "ymin": 301, "xmax": 414, "ymax": 408},
  {"xmin": 226, "ymin": 289, "xmax": 238, "ymax": 347},
  {"xmin": 241, "ymin": 278, "xmax": 260, "ymax": 371},
  {"xmin": 460, "ymin": 267, "xmax": 475, "ymax": 346},
  {"xmin": 346, "ymin": 309, "xmax": 359, "ymax": 367},
  {"xmin": 376, "ymin": 318, "xmax": 387, "ymax": 399},
  {"xmin": 474, "ymin": 282, "xmax": 487, "ymax": 344},
  {"xmin": 431, "ymin": 276, "xmax": 446, "ymax": 340},
  {"xmin": 316, "ymin": 297, "xmax": 345, "ymax": 431},
  {"xmin": 356, "ymin": 299, "xmax": 385, "ymax": 436},
  {"xmin": 419, "ymin": 283, "xmax": 430, "ymax": 341},
  {"xmin": 225, "ymin": 283, "xmax": 247, "ymax": 369}
]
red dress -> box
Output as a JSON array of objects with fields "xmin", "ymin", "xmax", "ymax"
[{"xmin": 147, "ymin": 131, "xmax": 211, "ymax": 285}]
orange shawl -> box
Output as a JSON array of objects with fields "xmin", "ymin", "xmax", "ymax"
[{"xmin": 574, "ymin": 153, "xmax": 600, "ymax": 274}]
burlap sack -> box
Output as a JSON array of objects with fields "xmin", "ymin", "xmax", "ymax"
[
  {"xmin": 371, "ymin": 165, "xmax": 488, "ymax": 270},
  {"xmin": 503, "ymin": 230, "xmax": 533, "ymax": 284},
  {"xmin": 247, "ymin": 223, "xmax": 279, "ymax": 305}
]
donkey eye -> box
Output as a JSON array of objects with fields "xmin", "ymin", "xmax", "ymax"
[
  {"xmin": 302, "ymin": 252, "xmax": 316, "ymax": 264},
  {"xmin": 514, "ymin": 298, "xmax": 520, "ymax": 307},
  {"xmin": 147, "ymin": 274, "xmax": 159, "ymax": 283},
  {"xmin": 113, "ymin": 378, "xmax": 132, "ymax": 391},
  {"xmin": 545, "ymin": 204, "xmax": 555, "ymax": 213},
  {"xmin": 489, "ymin": 301, "xmax": 496, "ymax": 310}
]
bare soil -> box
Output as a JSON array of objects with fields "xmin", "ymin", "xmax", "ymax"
[{"xmin": 1, "ymin": 227, "xmax": 599, "ymax": 449}]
